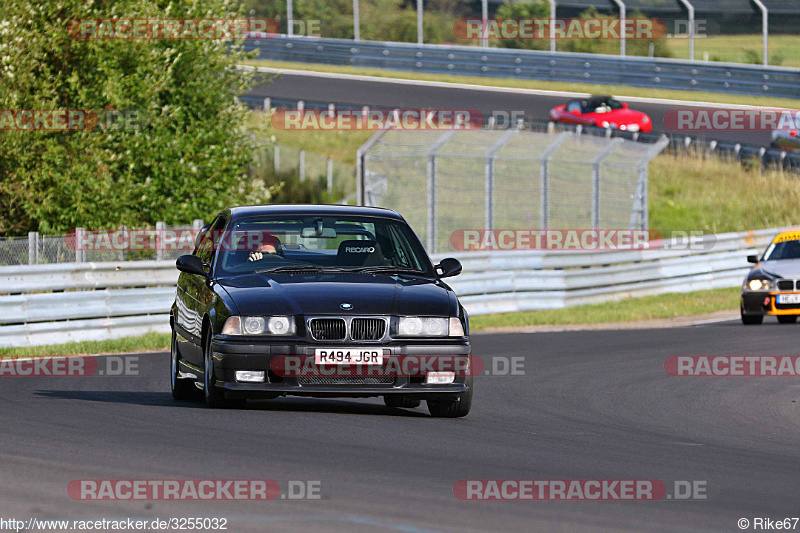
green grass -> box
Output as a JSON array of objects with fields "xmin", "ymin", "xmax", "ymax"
[
  {"xmin": 0, "ymin": 331, "xmax": 170, "ymax": 358},
  {"xmin": 664, "ymin": 34, "xmax": 799, "ymax": 68},
  {"xmin": 469, "ymin": 287, "xmax": 739, "ymax": 331},
  {"xmin": 649, "ymin": 153, "xmax": 800, "ymax": 234},
  {"xmin": 246, "ymin": 59, "xmax": 800, "ymax": 109}
]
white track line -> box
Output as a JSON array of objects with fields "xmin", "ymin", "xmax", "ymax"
[{"xmin": 244, "ymin": 65, "xmax": 785, "ymax": 111}]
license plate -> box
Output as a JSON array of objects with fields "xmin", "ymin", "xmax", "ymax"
[
  {"xmin": 778, "ymin": 294, "xmax": 800, "ymax": 304},
  {"xmin": 314, "ymin": 348, "xmax": 383, "ymax": 365}
]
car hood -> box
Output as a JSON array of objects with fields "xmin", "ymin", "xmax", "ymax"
[
  {"xmin": 759, "ymin": 259, "xmax": 800, "ymax": 278},
  {"xmin": 216, "ymin": 273, "xmax": 455, "ymax": 317}
]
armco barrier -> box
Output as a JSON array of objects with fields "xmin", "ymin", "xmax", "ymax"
[
  {"xmin": 243, "ymin": 35, "xmax": 800, "ymax": 99},
  {"xmin": 0, "ymin": 228, "xmax": 784, "ymax": 347}
]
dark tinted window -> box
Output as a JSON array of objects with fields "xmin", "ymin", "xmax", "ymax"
[{"xmin": 215, "ymin": 215, "xmax": 433, "ymax": 276}]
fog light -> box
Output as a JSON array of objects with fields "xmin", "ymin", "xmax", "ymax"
[
  {"xmin": 426, "ymin": 371, "xmax": 455, "ymax": 384},
  {"xmin": 235, "ymin": 371, "xmax": 265, "ymax": 383}
]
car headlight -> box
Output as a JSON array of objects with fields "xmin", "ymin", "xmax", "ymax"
[
  {"xmin": 221, "ymin": 315, "xmax": 296, "ymax": 335},
  {"xmin": 397, "ymin": 317, "xmax": 464, "ymax": 337},
  {"xmin": 626, "ymin": 124, "xmax": 640, "ymax": 132},
  {"xmin": 746, "ymin": 278, "xmax": 773, "ymax": 291}
]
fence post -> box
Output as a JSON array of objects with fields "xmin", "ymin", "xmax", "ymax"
[
  {"xmin": 427, "ymin": 131, "xmax": 456, "ymax": 253},
  {"xmin": 75, "ymin": 227, "xmax": 84, "ymax": 263},
  {"xmin": 485, "ymin": 130, "xmax": 516, "ymax": 231},
  {"xmin": 353, "ymin": 0, "xmax": 360, "ymax": 41},
  {"xmin": 611, "ymin": 0, "xmax": 626, "ymax": 56},
  {"xmin": 480, "ymin": 0, "xmax": 488, "ymax": 48},
  {"xmin": 156, "ymin": 221, "xmax": 165, "ymax": 261},
  {"xmin": 287, "ymin": 0, "xmax": 294, "ymax": 37},
  {"xmin": 299, "ymin": 150, "xmax": 306, "ymax": 182},
  {"xmin": 28, "ymin": 231, "xmax": 39, "ymax": 265},
  {"xmin": 540, "ymin": 132, "xmax": 571, "ymax": 230},
  {"xmin": 416, "ymin": 0, "xmax": 423, "ymax": 45},
  {"xmin": 549, "ymin": 0, "xmax": 556, "ymax": 52},
  {"xmin": 356, "ymin": 130, "xmax": 388, "ymax": 206},
  {"xmin": 263, "ymin": 97, "xmax": 271, "ymax": 110},
  {"xmin": 677, "ymin": 0, "xmax": 694, "ymax": 60},
  {"xmin": 120, "ymin": 225, "xmax": 127, "ymax": 261},
  {"xmin": 274, "ymin": 144, "xmax": 280, "ymax": 173},
  {"xmin": 751, "ymin": 0, "xmax": 768, "ymax": 66},
  {"xmin": 327, "ymin": 157, "xmax": 334, "ymax": 194},
  {"xmin": 591, "ymin": 138, "xmax": 624, "ymax": 230}
]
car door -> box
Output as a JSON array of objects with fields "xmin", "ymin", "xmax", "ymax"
[{"xmin": 182, "ymin": 215, "xmax": 226, "ymax": 366}]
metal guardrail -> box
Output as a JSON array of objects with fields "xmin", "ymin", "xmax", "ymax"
[
  {"xmin": 0, "ymin": 228, "xmax": 783, "ymax": 347},
  {"xmin": 431, "ymin": 228, "xmax": 782, "ymax": 315},
  {"xmin": 244, "ymin": 35, "xmax": 800, "ymax": 99}
]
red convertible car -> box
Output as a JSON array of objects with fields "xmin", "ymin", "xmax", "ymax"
[{"xmin": 549, "ymin": 95, "xmax": 653, "ymax": 133}]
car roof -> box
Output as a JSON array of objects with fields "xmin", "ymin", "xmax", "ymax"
[
  {"xmin": 772, "ymin": 228, "xmax": 800, "ymax": 243},
  {"xmin": 224, "ymin": 204, "xmax": 405, "ymax": 222}
]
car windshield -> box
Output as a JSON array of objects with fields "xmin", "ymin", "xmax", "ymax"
[
  {"xmin": 580, "ymin": 97, "xmax": 622, "ymax": 114},
  {"xmin": 763, "ymin": 238, "xmax": 800, "ymax": 261},
  {"xmin": 213, "ymin": 214, "xmax": 434, "ymax": 276}
]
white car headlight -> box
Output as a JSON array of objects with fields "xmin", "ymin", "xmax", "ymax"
[
  {"xmin": 397, "ymin": 317, "xmax": 464, "ymax": 337},
  {"xmin": 746, "ymin": 278, "xmax": 772, "ymax": 291},
  {"xmin": 222, "ymin": 315, "xmax": 296, "ymax": 335}
]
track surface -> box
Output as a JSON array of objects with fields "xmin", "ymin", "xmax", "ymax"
[
  {"xmin": 1, "ymin": 320, "xmax": 799, "ymax": 532},
  {"xmin": 246, "ymin": 71, "xmax": 774, "ymax": 147}
]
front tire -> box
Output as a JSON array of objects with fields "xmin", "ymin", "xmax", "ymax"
[
  {"xmin": 741, "ymin": 305, "xmax": 763, "ymax": 325},
  {"xmin": 203, "ymin": 332, "xmax": 243, "ymax": 408},
  {"xmin": 171, "ymin": 328, "xmax": 197, "ymax": 401},
  {"xmin": 777, "ymin": 315, "xmax": 797, "ymax": 324},
  {"xmin": 427, "ymin": 388, "xmax": 472, "ymax": 418}
]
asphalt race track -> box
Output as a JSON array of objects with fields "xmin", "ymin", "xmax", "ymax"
[
  {"xmin": 246, "ymin": 70, "xmax": 774, "ymax": 148},
  {"xmin": 2, "ymin": 320, "xmax": 799, "ymax": 532}
]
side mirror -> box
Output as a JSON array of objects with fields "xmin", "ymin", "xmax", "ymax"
[
  {"xmin": 435, "ymin": 258, "xmax": 462, "ymax": 278},
  {"xmin": 747, "ymin": 255, "xmax": 758, "ymax": 264},
  {"xmin": 176, "ymin": 254, "xmax": 208, "ymax": 277},
  {"xmin": 622, "ymin": 102, "xmax": 628, "ymax": 109},
  {"xmin": 195, "ymin": 223, "xmax": 211, "ymax": 249},
  {"xmin": 571, "ymin": 109, "xmax": 581, "ymax": 116}
]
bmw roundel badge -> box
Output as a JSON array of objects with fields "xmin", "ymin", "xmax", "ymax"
[{"xmin": 340, "ymin": 302, "xmax": 353, "ymax": 310}]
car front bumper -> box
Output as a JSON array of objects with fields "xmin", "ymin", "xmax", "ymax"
[
  {"xmin": 210, "ymin": 338, "xmax": 472, "ymax": 399},
  {"xmin": 741, "ymin": 291, "xmax": 800, "ymax": 316}
]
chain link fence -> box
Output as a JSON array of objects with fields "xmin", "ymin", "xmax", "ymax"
[
  {"xmin": 359, "ymin": 129, "xmax": 668, "ymax": 255},
  {"xmin": 0, "ymin": 223, "xmax": 203, "ymax": 267}
]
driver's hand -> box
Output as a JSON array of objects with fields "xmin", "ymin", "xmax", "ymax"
[{"xmin": 247, "ymin": 244, "xmax": 277, "ymax": 261}]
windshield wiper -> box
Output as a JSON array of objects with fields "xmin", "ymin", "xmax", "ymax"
[
  {"xmin": 255, "ymin": 265, "xmax": 347, "ymax": 274},
  {"xmin": 255, "ymin": 265, "xmax": 323, "ymax": 274},
  {"xmin": 351, "ymin": 266, "xmax": 426, "ymax": 275}
]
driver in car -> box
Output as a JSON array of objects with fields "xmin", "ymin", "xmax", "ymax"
[{"xmin": 244, "ymin": 232, "xmax": 280, "ymax": 261}]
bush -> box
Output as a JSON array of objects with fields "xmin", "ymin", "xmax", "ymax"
[{"xmin": 0, "ymin": 0, "xmax": 258, "ymax": 235}]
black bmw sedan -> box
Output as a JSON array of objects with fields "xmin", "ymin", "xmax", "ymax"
[{"xmin": 170, "ymin": 205, "xmax": 472, "ymax": 417}]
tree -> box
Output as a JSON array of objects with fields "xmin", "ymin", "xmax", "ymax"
[{"xmin": 0, "ymin": 0, "xmax": 260, "ymax": 234}]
